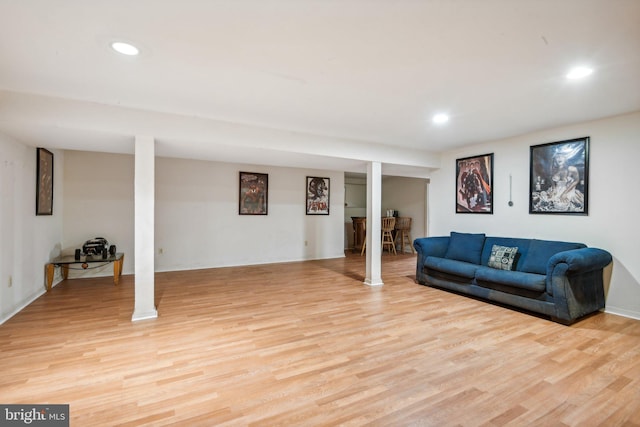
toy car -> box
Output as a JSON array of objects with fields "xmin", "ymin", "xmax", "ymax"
[{"xmin": 76, "ymin": 237, "xmax": 116, "ymax": 259}]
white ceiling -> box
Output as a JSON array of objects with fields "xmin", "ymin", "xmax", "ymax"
[{"xmin": 0, "ymin": 0, "xmax": 639, "ymax": 175}]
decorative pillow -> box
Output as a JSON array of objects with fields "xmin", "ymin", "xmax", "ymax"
[
  {"xmin": 487, "ymin": 244, "xmax": 518, "ymax": 271},
  {"xmin": 444, "ymin": 232, "xmax": 486, "ymax": 264}
]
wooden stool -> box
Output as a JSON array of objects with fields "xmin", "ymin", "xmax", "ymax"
[
  {"xmin": 381, "ymin": 217, "xmax": 397, "ymax": 255},
  {"xmin": 394, "ymin": 217, "xmax": 415, "ymax": 254},
  {"xmin": 360, "ymin": 219, "xmax": 367, "ymax": 256}
]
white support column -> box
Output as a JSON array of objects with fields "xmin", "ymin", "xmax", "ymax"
[
  {"xmin": 132, "ymin": 135, "xmax": 158, "ymax": 321},
  {"xmin": 364, "ymin": 161, "xmax": 383, "ymax": 286}
]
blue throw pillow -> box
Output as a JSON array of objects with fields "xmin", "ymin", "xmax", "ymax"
[
  {"xmin": 487, "ymin": 244, "xmax": 518, "ymax": 271},
  {"xmin": 444, "ymin": 232, "xmax": 486, "ymax": 264}
]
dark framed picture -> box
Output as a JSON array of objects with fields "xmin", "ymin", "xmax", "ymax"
[
  {"xmin": 306, "ymin": 177, "xmax": 330, "ymax": 215},
  {"xmin": 239, "ymin": 172, "xmax": 268, "ymax": 215},
  {"xmin": 36, "ymin": 147, "xmax": 54, "ymax": 216},
  {"xmin": 456, "ymin": 153, "xmax": 493, "ymax": 214},
  {"xmin": 529, "ymin": 137, "xmax": 589, "ymax": 215}
]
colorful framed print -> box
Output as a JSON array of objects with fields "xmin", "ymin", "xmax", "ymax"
[
  {"xmin": 530, "ymin": 137, "xmax": 589, "ymax": 215},
  {"xmin": 36, "ymin": 147, "xmax": 54, "ymax": 216},
  {"xmin": 306, "ymin": 176, "xmax": 330, "ymax": 215},
  {"xmin": 239, "ymin": 172, "xmax": 268, "ymax": 215},
  {"xmin": 456, "ymin": 153, "xmax": 493, "ymax": 214}
]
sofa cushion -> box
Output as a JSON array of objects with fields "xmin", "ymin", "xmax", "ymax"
[
  {"xmin": 487, "ymin": 244, "xmax": 518, "ymax": 271},
  {"xmin": 444, "ymin": 232, "xmax": 485, "ymax": 265},
  {"xmin": 475, "ymin": 266, "xmax": 546, "ymax": 292},
  {"xmin": 425, "ymin": 256, "xmax": 479, "ymax": 279},
  {"xmin": 520, "ymin": 239, "xmax": 586, "ymax": 275}
]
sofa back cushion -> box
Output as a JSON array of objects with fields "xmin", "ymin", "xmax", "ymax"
[
  {"xmin": 444, "ymin": 232, "xmax": 486, "ymax": 264},
  {"xmin": 519, "ymin": 239, "xmax": 586, "ymax": 274}
]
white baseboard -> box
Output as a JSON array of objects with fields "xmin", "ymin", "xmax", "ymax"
[
  {"xmin": 604, "ymin": 306, "xmax": 640, "ymax": 321},
  {"xmin": 132, "ymin": 308, "xmax": 158, "ymax": 322},
  {"xmin": 0, "ymin": 276, "xmax": 65, "ymax": 325},
  {"xmin": 0, "ymin": 288, "xmax": 46, "ymax": 325}
]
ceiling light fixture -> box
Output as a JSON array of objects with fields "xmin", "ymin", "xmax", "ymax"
[
  {"xmin": 432, "ymin": 113, "xmax": 450, "ymax": 124},
  {"xmin": 566, "ymin": 66, "xmax": 593, "ymax": 80},
  {"xmin": 111, "ymin": 41, "xmax": 140, "ymax": 56}
]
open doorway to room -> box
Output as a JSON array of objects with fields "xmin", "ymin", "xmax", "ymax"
[{"xmin": 343, "ymin": 173, "xmax": 429, "ymax": 252}]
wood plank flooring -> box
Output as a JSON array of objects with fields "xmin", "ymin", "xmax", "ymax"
[{"xmin": 1, "ymin": 252, "xmax": 639, "ymax": 426}]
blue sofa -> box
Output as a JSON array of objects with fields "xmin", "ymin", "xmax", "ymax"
[{"xmin": 413, "ymin": 232, "xmax": 612, "ymax": 324}]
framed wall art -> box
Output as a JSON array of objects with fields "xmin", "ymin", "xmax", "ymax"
[
  {"xmin": 306, "ymin": 176, "xmax": 330, "ymax": 215},
  {"xmin": 529, "ymin": 137, "xmax": 589, "ymax": 215},
  {"xmin": 239, "ymin": 172, "xmax": 268, "ymax": 215},
  {"xmin": 456, "ymin": 153, "xmax": 493, "ymax": 214},
  {"xmin": 36, "ymin": 147, "xmax": 54, "ymax": 216}
]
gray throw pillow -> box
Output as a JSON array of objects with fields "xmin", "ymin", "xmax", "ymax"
[{"xmin": 487, "ymin": 244, "xmax": 518, "ymax": 271}]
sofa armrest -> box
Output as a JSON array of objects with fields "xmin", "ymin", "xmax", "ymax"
[
  {"xmin": 547, "ymin": 247, "xmax": 612, "ymax": 323},
  {"xmin": 547, "ymin": 247, "xmax": 612, "ymax": 277},
  {"xmin": 413, "ymin": 236, "xmax": 449, "ymax": 284}
]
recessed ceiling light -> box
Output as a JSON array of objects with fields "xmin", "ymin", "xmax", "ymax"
[
  {"xmin": 432, "ymin": 113, "xmax": 449, "ymax": 124},
  {"xmin": 111, "ymin": 41, "xmax": 139, "ymax": 56},
  {"xmin": 566, "ymin": 66, "xmax": 593, "ymax": 80}
]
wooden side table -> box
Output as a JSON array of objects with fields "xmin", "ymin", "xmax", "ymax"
[{"xmin": 45, "ymin": 253, "xmax": 124, "ymax": 291}]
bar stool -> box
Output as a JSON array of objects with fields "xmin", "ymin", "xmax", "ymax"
[
  {"xmin": 381, "ymin": 217, "xmax": 397, "ymax": 255},
  {"xmin": 394, "ymin": 217, "xmax": 415, "ymax": 254}
]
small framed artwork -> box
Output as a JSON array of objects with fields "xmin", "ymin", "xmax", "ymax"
[
  {"xmin": 239, "ymin": 172, "xmax": 268, "ymax": 215},
  {"xmin": 36, "ymin": 147, "xmax": 54, "ymax": 216},
  {"xmin": 530, "ymin": 137, "xmax": 589, "ymax": 215},
  {"xmin": 456, "ymin": 153, "xmax": 493, "ymax": 214},
  {"xmin": 306, "ymin": 176, "xmax": 330, "ymax": 215}
]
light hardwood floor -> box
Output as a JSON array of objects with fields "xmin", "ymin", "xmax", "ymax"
[{"xmin": 2, "ymin": 252, "xmax": 639, "ymax": 426}]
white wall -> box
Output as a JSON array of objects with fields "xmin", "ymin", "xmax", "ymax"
[
  {"xmin": 0, "ymin": 134, "xmax": 64, "ymax": 323},
  {"xmin": 428, "ymin": 111, "xmax": 640, "ymax": 319},
  {"xmin": 63, "ymin": 151, "xmax": 345, "ymax": 277},
  {"xmin": 345, "ymin": 179, "xmax": 367, "ymax": 219},
  {"xmin": 344, "ymin": 178, "xmax": 367, "ymax": 249},
  {"xmin": 382, "ymin": 176, "xmax": 428, "ymax": 241},
  {"xmin": 154, "ymin": 157, "xmax": 345, "ymax": 270},
  {"xmin": 62, "ymin": 151, "xmax": 135, "ymax": 278}
]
